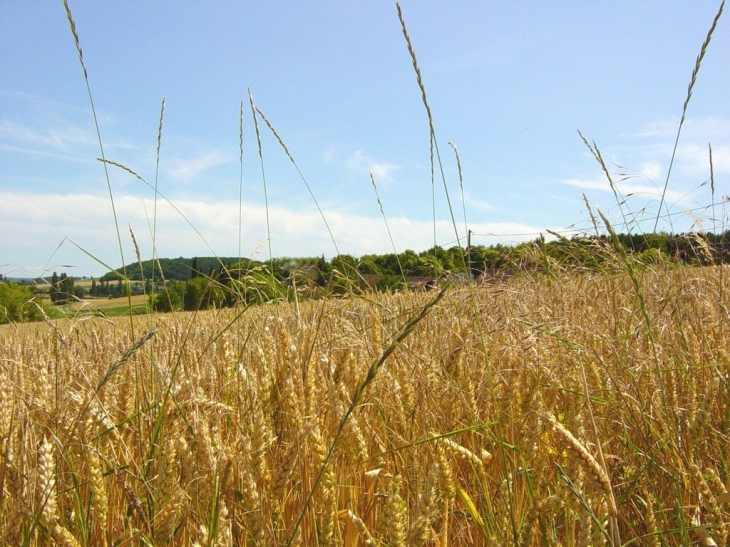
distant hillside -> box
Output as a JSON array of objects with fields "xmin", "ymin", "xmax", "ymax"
[{"xmin": 100, "ymin": 257, "xmax": 252, "ymax": 282}]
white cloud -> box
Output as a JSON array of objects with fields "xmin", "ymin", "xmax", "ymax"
[
  {"xmin": 571, "ymin": 115, "xmax": 730, "ymax": 220},
  {"xmin": 345, "ymin": 149, "xmax": 399, "ymax": 181},
  {"xmin": 0, "ymin": 191, "xmax": 550, "ymax": 277},
  {"xmin": 370, "ymin": 162, "xmax": 398, "ymax": 181},
  {"xmin": 638, "ymin": 161, "xmax": 663, "ymax": 181},
  {"xmin": 0, "ymin": 143, "xmax": 90, "ymax": 163},
  {"xmin": 631, "ymin": 119, "xmax": 677, "ymax": 140},
  {"xmin": 682, "ymin": 117, "xmax": 730, "ymax": 141},
  {"xmin": 461, "ymin": 190, "xmax": 495, "ymax": 213},
  {"xmin": 677, "ymin": 142, "xmax": 730, "ymax": 176},
  {"xmin": 0, "ymin": 109, "xmax": 136, "ymax": 167},
  {"xmin": 626, "ymin": 116, "xmax": 730, "ymax": 178}
]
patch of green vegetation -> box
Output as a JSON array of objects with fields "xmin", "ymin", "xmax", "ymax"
[
  {"xmin": 0, "ymin": 279, "xmax": 49, "ymax": 324},
  {"xmin": 100, "ymin": 256, "xmax": 252, "ymax": 282},
  {"xmin": 97, "ymin": 304, "xmax": 150, "ymax": 317}
]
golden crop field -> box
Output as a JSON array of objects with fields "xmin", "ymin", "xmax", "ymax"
[
  {"xmin": 1, "ymin": 265, "xmax": 729, "ymax": 546},
  {"xmin": 2, "ymin": 0, "xmax": 724, "ymax": 544}
]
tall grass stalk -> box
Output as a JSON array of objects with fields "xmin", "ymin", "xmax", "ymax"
[
  {"xmin": 238, "ymin": 100, "xmax": 244, "ymax": 263},
  {"xmin": 253, "ymin": 105, "xmax": 340, "ymax": 257},
  {"xmin": 397, "ymin": 2, "xmax": 464, "ymax": 255},
  {"xmin": 62, "ymin": 0, "xmax": 133, "ymax": 333},
  {"xmin": 247, "ymin": 90, "xmax": 276, "ymax": 290},
  {"xmin": 152, "ymin": 96, "xmax": 165, "ymax": 288},
  {"xmin": 599, "ymin": 212, "xmax": 656, "ymax": 348},
  {"xmin": 577, "ymin": 130, "xmax": 634, "ymax": 234},
  {"xmin": 369, "ymin": 171, "xmax": 406, "ymax": 281},
  {"xmin": 654, "ymin": 0, "xmax": 724, "ymax": 233},
  {"xmin": 708, "ymin": 143, "xmax": 726, "ymax": 341},
  {"xmin": 448, "ymin": 141, "xmax": 469, "ymax": 243},
  {"xmin": 395, "ymin": 14, "xmax": 514, "ymax": 542}
]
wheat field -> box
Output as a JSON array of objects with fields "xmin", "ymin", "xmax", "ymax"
[
  {"xmin": 2, "ymin": 264, "xmax": 729, "ymax": 546},
  {"xmin": 3, "ymin": 1, "xmax": 724, "ymax": 544}
]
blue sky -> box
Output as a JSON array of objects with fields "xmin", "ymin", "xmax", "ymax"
[{"xmin": 1, "ymin": 2, "xmax": 728, "ymax": 278}]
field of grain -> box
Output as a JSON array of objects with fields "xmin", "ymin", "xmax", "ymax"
[{"xmin": 1, "ymin": 264, "xmax": 729, "ymax": 546}]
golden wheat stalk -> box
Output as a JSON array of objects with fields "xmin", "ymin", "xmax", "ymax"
[{"xmin": 543, "ymin": 412, "xmax": 617, "ymax": 517}]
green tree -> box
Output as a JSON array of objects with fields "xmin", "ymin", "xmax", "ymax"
[
  {"xmin": 398, "ymin": 250, "xmax": 419, "ymax": 276},
  {"xmin": 50, "ymin": 271, "xmax": 60, "ymax": 303},
  {"xmin": 183, "ymin": 276, "xmax": 224, "ymax": 311},
  {"xmin": 421, "ymin": 246, "xmax": 454, "ymax": 272},
  {"xmin": 0, "ymin": 281, "xmax": 46, "ymax": 323},
  {"xmin": 407, "ymin": 255, "xmax": 443, "ymax": 277},
  {"xmin": 113, "ymin": 278, "xmax": 124, "ymax": 298},
  {"xmin": 357, "ymin": 256, "xmax": 381, "ymax": 275},
  {"xmin": 184, "ymin": 277, "xmax": 208, "ymax": 310},
  {"xmin": 150, "ymin": 280, "xmax": 185, "ymax": 312},
  {"xmin": 374, "ymin": 253, "xmax": 403, "ymax": 277},
  {"xmin": 60, "ymin": 274, "xmax": 74, "ymax": 303},
  {"xmin": 315, "ymin": 255, "xmax": 330, "ymax": 286},
  {"xmin": 50, "ymin": 273, "xmax": 75, "ymax": 304},
  {"xmin": 331, "ymin": 255, "xmax": 358, "ymax": 277}
]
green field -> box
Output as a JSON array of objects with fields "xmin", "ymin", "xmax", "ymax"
[{"xmin": 45, "ymin": 294, "xmax": 151, "ymax": 318}]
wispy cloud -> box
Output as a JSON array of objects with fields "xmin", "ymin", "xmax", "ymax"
[
  {"xmin": 345, "ymin": 149, "xmax": 399, "ymax": 181},
  {"xmin": 564, "ymin": 175, "xmax": 688, "ymax": 204},
  {"xmin": 625, "ymin": 116, "xmax": 730, "ymax": 177},
  {"xmin": 0, "ymin": 119, "xmax": 95, "ymax": 157},
  {"xmin": 636, "ymin": 161, "xmax": 663, "ymax": 181},
  {"xmin": 677, "ymin": 142, "xmax": 730, "ymax": 177},
  {"xmin": 634, "ymin": 117, "xmax": 730, "ymax": 142},
  {"xmin": 575, "ymin": 115, "xmax": 730, "ymax": 219},
  {"xmin": 461, "ymin": 190, "xmax": 495, "ymax": 213},
  {"xmin": 166, "ymin": 150, "xmax": 232, "ymax": 182},
  {"xmin": 0, "ymin": 143, "xmax": 92, "ymax": 164},
  {"xmin": 631, "ymin": 119, "xmax": 677, "ymax": 140}
]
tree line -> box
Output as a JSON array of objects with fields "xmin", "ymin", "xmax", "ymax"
[
  {"xmin": 3, "ymin": 230, "xmax": 729, "ymax": 321},
  {"xmin": 103, "ymin": 231, "xmax": 730, "ymax": 287},
  {"xmin": 148, "ymin": 230, "xmax": 730, "ymax": 312}
]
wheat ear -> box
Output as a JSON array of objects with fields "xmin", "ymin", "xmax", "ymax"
[
  {"xmin": 543, "ymin": 412, "xmax": 617, "ymax": 516},
  {"xmin": 346, "ymin": 509, "xmax": 376, "ymax": 546},
  {"xmin": 38, "ymin": 436, "xmax": 58, "ymax": 527}
]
